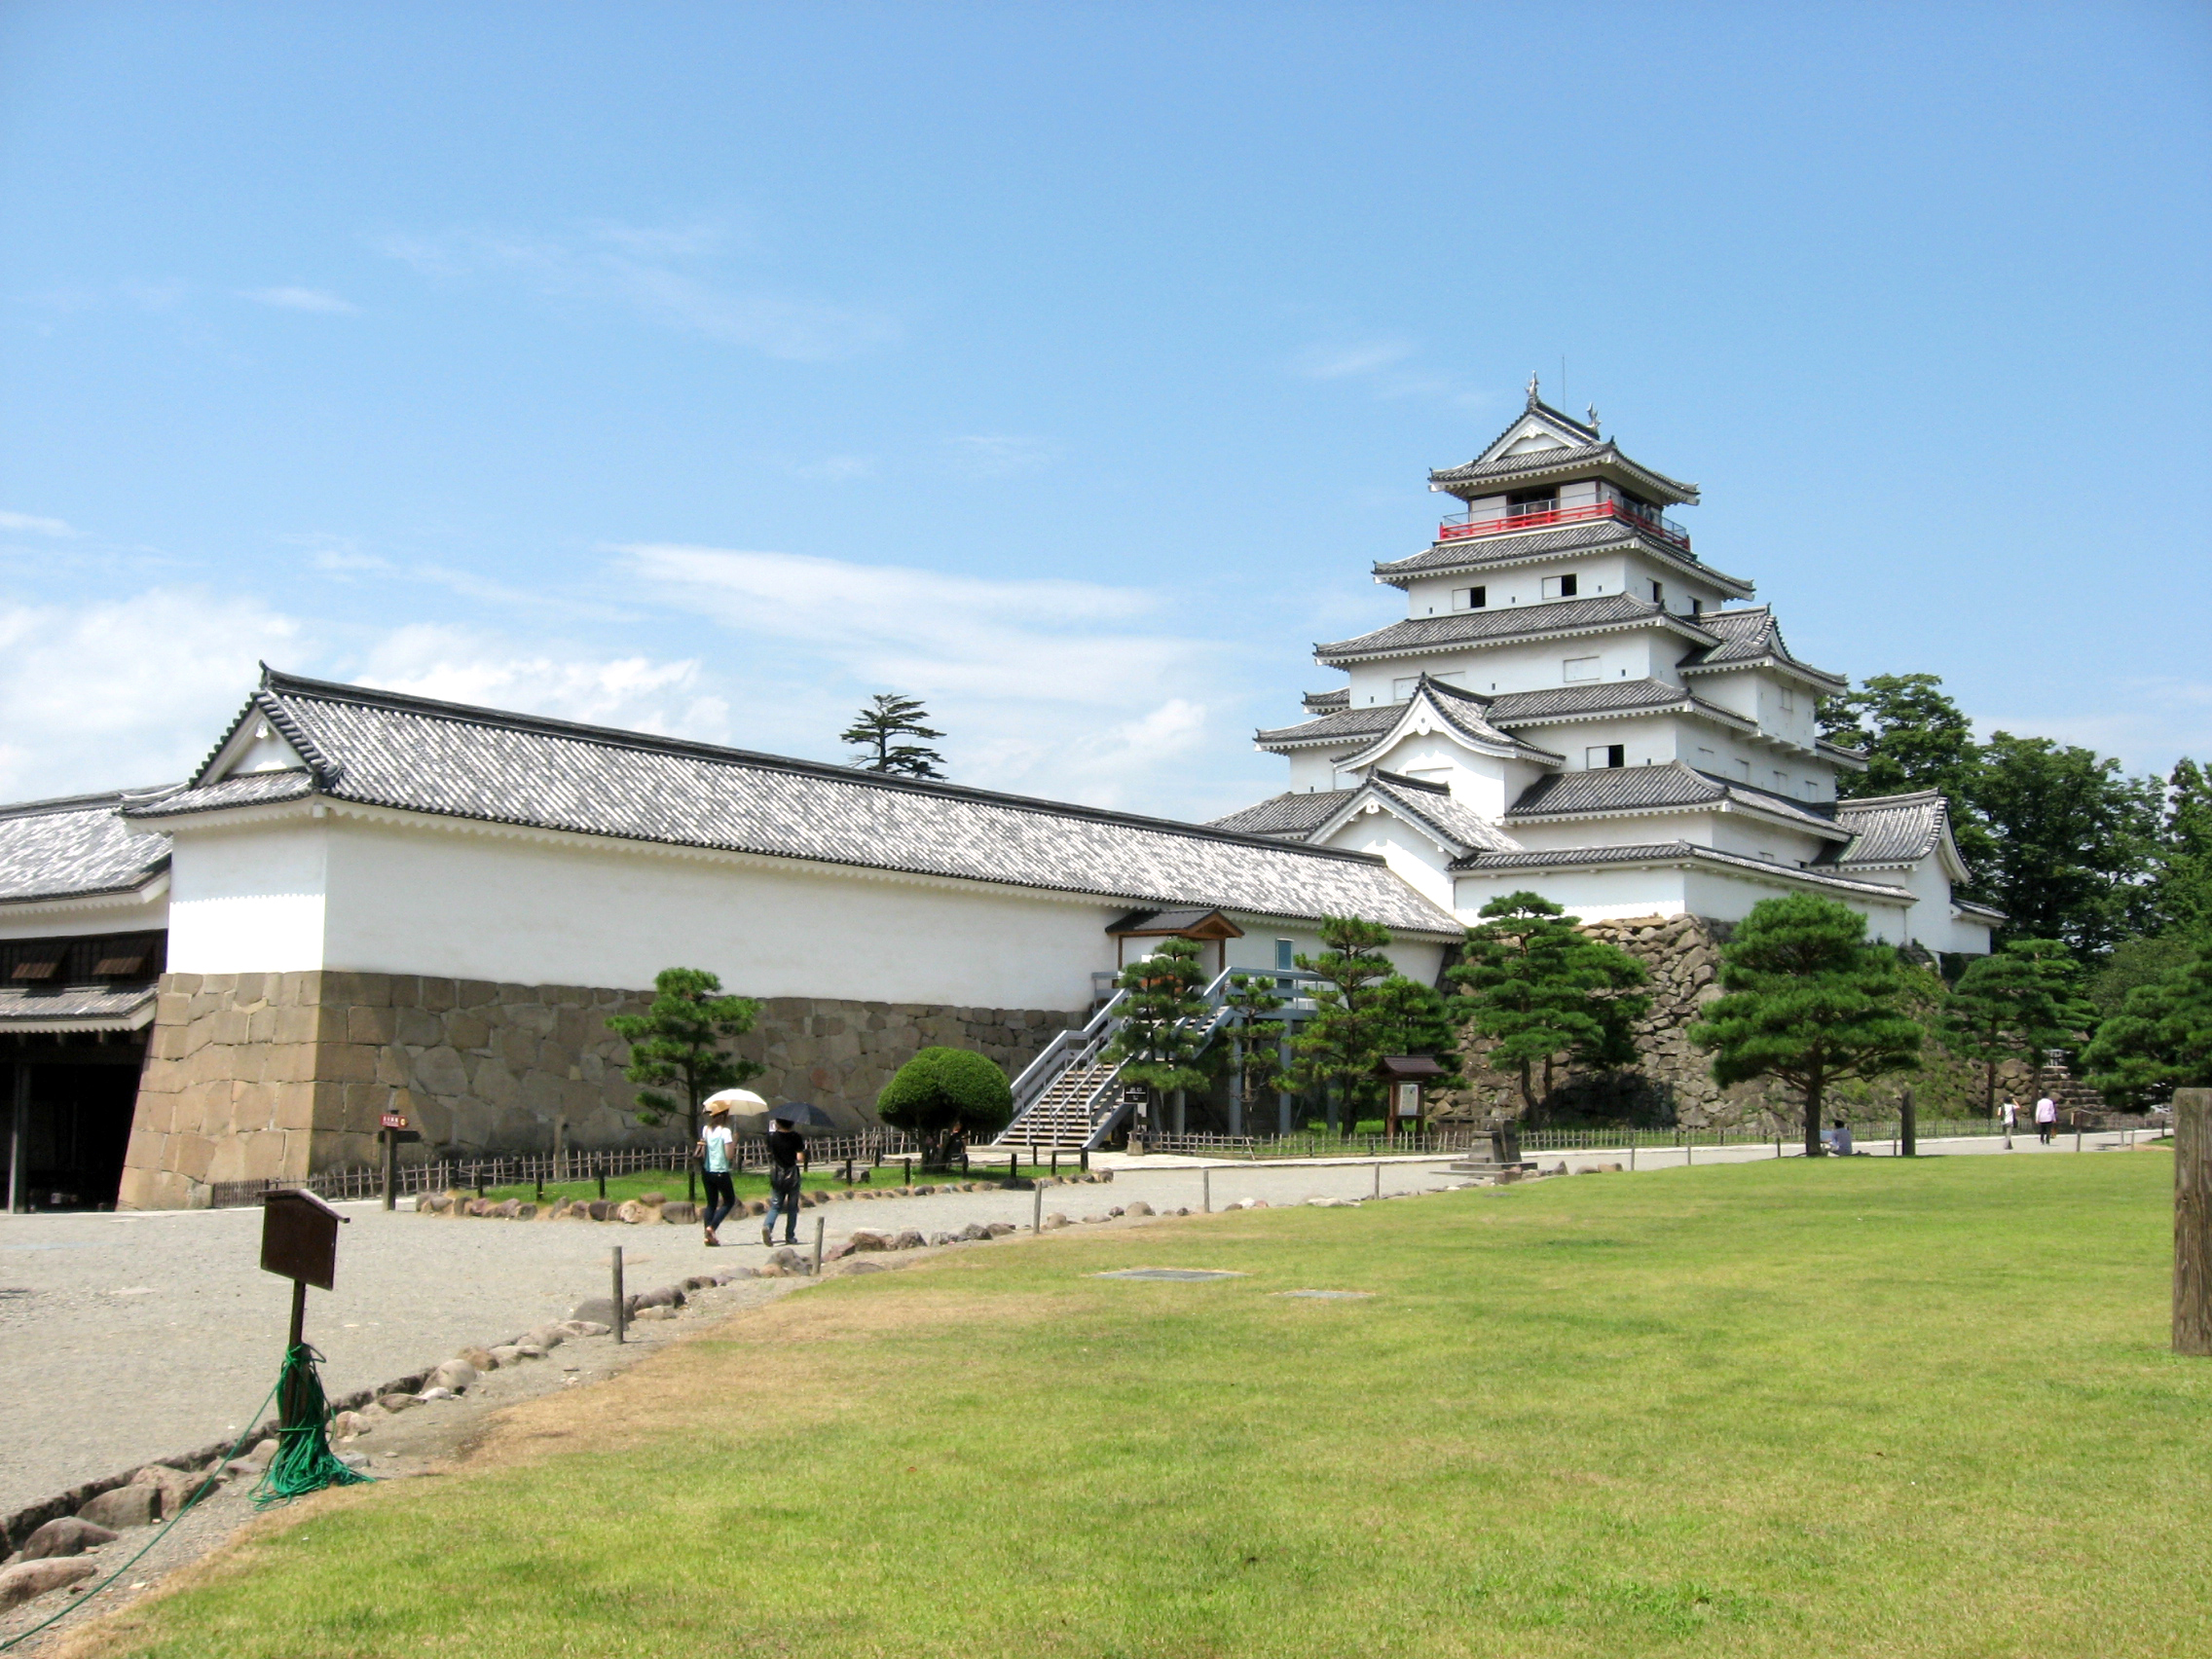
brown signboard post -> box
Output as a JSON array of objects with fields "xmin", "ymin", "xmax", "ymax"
[
  {"xmin": 262, "ymin": 1187, "xmax": 348, "ymax": 1351},
  {"xmin": 2176, "ymin": 1088, "xmax": 2211, "ymax": 1357}
]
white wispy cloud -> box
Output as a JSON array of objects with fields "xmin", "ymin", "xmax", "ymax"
[
  {"xmin": 0, "ymin": 589, "xmax": 305, "ymax": 798},
  {"xmin": 354, "ymin": 625, "xmax": 730, "ymax": 740},
  {"xmin": 0, "ymin": 511, "xmax": 76, "ymax": 537},
  {"xmin": 1980, "ymin": 680, "xmax": 2212, "ymax": 777},
  {"xmin": 942, "ymin": 434, "xmax": 1055, "ymax": 479},
  {"xmin": 619, "ymin": 542, "xmax": 1239, "ymax": 807},
  {"xmin": 1292, "ymin": 336, "xmax": 1488, "ymax": 407},
  {"xmin": 241, "ymin": 286, "xmax": 361, "ymax": 314},
  {"xmin": 372, "ymin": 218, "xmax": 896, "ymax": 361}
]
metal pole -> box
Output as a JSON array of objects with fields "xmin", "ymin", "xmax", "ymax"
[
  {"xmin": 611, "ymin": 1246, "xmax": 626, "ymax": 1345},
  {"xmin": 1032, "ymin": 1184, "xmax": 1044, "ymax": 1235},
  {"xmin": 9, "ymin": 1061, "xmax": 29, "ymax": 1213},
  {"xmin": 812, "ymin": 1216, "xmax": 825, "ymax": 1277},
  {"xmin": 383, "ymin": 1128, "xmax": 396, "ymax": 1211},
  {"xmin": 1373, "ymin": 1161, "xmax": 1381, "ymax": 1198},
  {"xmin": 1629, "ymin": 1145, "xmax": 1636, "ymax": 1172},
  {"xmin": 1203, "ymin": 1167, "xmax": 1210, "ymax": 1212},
  {"xmin": 1900, "ymin": 1088, "xmax": 1916, "ymax": 1158}
]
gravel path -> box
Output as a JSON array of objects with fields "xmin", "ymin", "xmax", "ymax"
[{"xmin": 0, "ymin": 1160, "xmax": 1452, "ymax": 1520}]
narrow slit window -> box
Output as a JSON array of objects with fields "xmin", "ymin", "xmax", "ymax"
[{"xmin": 1649, "ymin": 579, "xmax": 1664, "ymax": 603}]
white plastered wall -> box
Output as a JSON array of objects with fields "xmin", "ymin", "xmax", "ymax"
[
  {"xmin": 1312, "ymin": 806, "xmax": 1457, "ymax": 913},
  {"xmin": 1452, "ymin": 865, "xmax": 1693, "ymax": 925},
  {"xmin": 166, "ymin": 820, "xmax": 330, "ymax": 972},
  {"xmin": 1344, "ymin": 625, "xmax": 1687, "ymax": 707},
  {"xmin": 0, "ymin": 889, "xmax": 169, "ymax": 941}
]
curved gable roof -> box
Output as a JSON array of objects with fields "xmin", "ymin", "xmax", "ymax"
[{"xmin": 131, "ymin": 671, "xmax": 1462, "ymax": 936}]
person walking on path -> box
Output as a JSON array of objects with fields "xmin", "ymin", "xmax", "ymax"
[
  {"xmin": 2000, "ymin": 1097, "xmax": 2019, "ymax": 1148},
  {"xmin": 697, "ymin": 1100, "xmax": 738, "ymax": 1247},
  {"xmin": 761, "ymin": 1114, "xmax": 808, "ymax": 1247},
  {"xmin": 2035, "ymin": 1094, "xmax": 2058, "ymax": 1145}
]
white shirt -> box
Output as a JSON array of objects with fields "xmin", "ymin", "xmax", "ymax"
[
  {"xmin": 702, "ymin": 1124, "xmax": 734, "ymax": 1173},
  {"xmin": 2000, "ymin": 1102, "xmax": 2017, "ymax": 1124},
  {"xmin": 2034, "ymin": 1097, "xmax": 2057, "ymax": 1124}
]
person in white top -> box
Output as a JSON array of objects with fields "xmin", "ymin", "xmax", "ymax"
[
  {"xmin": 2034, "ymin": 1094, "xmax": 2058, "ymax": 1145},
  {"xmin": 696, "ymin": 1099, "xmax": 738, "ymax": 1246},
  {"xmin": 2000, "ymin": 1097, "xmax": 2019, "ymax": 1146}
]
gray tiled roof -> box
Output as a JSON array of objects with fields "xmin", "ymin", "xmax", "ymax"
[
  {"xmin": 0, "ymin": 981, "xmax": 160, "ymax": 1031},
  {"xmin": 1302, "ymin": 688, "xmax": 1348, "ymax": 714},
  {"xmin": 1486, "ymin": 678, "xmax": 1754, "ymax": 731},
  {"xmin": 1425, "ymin": 438, "xmax": 1699, "ymax": 504},
  {"xmin": 1203, "ymin": 789, "xmax": 1356, "ymax": 841},
  {"xmin": 129, "ymin": 673, "xmax": 1462, "ymax": 937},
  {"xmin": 1254, "ymin": 704, "xmax": 1401, "ymax": 749},
  {"xmin": 1364, "ymin": 774, "xmax": 1523, "ymax": 855},
  {"xmin": 1505, "ymin": 762, "xmax": 1848, "ymax": 839},
  {"xmin": 1372, "ymin": 521, "xmax": 1751, "ymax": 595},
  {"xmin": 1451, "ymin": 840, "xmax": 1915, "ymax": 902},
  {"xmin": 1828, "ymin": 792, "xmax": 1947, "ymax": 866},
  {"xmin": 0, "ymin": 790, "xmax": 174, "ymax": 906},
  {"xmin": 1677, "ymin": 607, "xmax": 1845, "ymax": 690},
  {"xmin": 1316, "ymin": 592, "xmax": 1712, "ymax": 663},
  {"xmin": 1337, "ymin": 680, "xmax": 1563, "ymax": 765}
]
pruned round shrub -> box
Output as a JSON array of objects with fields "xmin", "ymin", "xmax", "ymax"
[{"xmin": 877, "ymin": 1047, "xmax": 1013, "ymax": 1160}]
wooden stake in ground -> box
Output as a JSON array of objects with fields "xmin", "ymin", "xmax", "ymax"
[{"xmin": 2176, "ymin": 1088, "xmax": 2211, "ymax": 1357}]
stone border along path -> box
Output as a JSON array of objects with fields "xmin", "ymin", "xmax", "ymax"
[{"xmin": 0, "ymin": 1130, "xmax": 2157, "ymax": 1534}]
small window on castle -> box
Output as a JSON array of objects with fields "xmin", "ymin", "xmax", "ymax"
[
  {"xmin": 1649, "ymin": 580, "xmax": 1664, "ymax": 603},
  {"xmin": 1779, "ymin": 685, "xmax": 1795, "ymax": 713},
  {"xmin": 1586, "ymin": 745, "xmax": 1625, "ymax": 769},
  {"xmin": 1734, "ymin": 759, "xmax": 1751, "ymax": 782},
  {"xmin": 1275, "ymin": 939, "xmax": 1295, "ymax": 971},
  {"xmin": 1452, "ymin": 585, "xmax": 1486, "ymax": 610},
  {"xmin": 1690, "ymin": 598, "xmax": 1704, "ymax": 616},
  {"xmin": 1563, "ymin": 656, "xmax": 1601, "ymax": 682},
  {"xmin": 1540, "ymin": 573, "xmax": 1579, "ymax": 600},
  {"xmin": 1772, "ymin": 770, "xmax": 1788, "ymax": 792},
  {"xmin": 1391, "ymin": 677, "xmax": 1419, "ymax": 702},
  {"xmin": 1696, "ymin": 747, "xmax": 1715, "ymax": 766}
]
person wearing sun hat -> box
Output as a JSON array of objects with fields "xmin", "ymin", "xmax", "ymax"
[{"xmin": 695, "ymin": 1096, "xmax": 741, "ymax": 1246}]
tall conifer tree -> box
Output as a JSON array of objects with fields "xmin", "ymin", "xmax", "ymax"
[{"xmin": 1448, "ymin": 892, "xmax": 1647, "ymax": 1115}]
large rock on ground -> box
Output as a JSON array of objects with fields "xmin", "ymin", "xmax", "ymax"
[
  {"xmin": 568, "ymin": 1298, "xmax": 617, "ymax": 1326},
  {"xmin": 457, "ymin": 1346, "xmax": 498, "ymax": 1372},
  {"xmin": 661, "ymin": 1201, "xmax": 698, "ymax": 1224},
  {"xmin": 16, "ymin": 1518, "xmax": 118, "ymax": 1561},
  {"xmin": 131, "ymin": 1463, "xmax": 204, "ymax": 1514},
  {"xmin": 846, "ymin": 1231, "xmax": 891, "ymax": 1252},
  {"xmin": 431, "ymin": 1359, "xmax": 479, "ymax": 1391},
  {"xmin": 1123, "ymin": 1199, "xmax": 1155, "ymax": 1217},
  {"xmin": 615, "ymin": 1199, "xmax": 648, "ymax": 1225},
  {"xmin": 892, "ymin": 1230, "xmax": 927, "ymax": 1250},
  {"xmin": 0, "ymin": 1558, "xmax": 98, "ymax": 1609},
  {"xmin": 77, "ymin": 1484, "xmax": 159, "ymax": 1530}
]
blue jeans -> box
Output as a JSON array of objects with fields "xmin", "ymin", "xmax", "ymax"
[
  {"xmin": 701, "ymin": 1171, "xmax": 736, "ymax": 1235},
  {"xmin": 763, "ymin": 1171, "xmax": 801, "ymax": 1241}
]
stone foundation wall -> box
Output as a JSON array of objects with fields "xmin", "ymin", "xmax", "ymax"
[{"xmin": 119, "ymin": 971, "xmax": 1078, "ymax": 1208}]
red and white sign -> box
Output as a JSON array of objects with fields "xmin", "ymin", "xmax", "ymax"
[{"xmin": 380, "ymin": 1113, "xmax": 409, "ymax": 1130}]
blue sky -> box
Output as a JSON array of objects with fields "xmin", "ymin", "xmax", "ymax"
[{"xmin": 3, "ymin": 1, "xmax": 2207, "ymax": 817}]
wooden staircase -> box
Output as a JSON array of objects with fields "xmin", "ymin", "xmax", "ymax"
[{"xmin": 978, "ymin": 1061, "xmax": 1124, "ymax": 1153}]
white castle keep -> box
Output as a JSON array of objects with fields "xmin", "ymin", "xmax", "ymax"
[{"xmin": 1209, "ymin": 381, "xmax": 1998, "ymax": 956}]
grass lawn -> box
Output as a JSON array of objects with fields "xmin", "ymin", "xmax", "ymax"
[
  {"xmin": 480, "ymin": 1160, "xmax": 1063, "ymax": 1209},
  {"xmin": 73, "ymin": 1150, "xmax": 2208, "ymax": 1657}
]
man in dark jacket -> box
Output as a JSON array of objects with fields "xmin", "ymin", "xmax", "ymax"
[{"xmin": 762, "ymin": 1115, "xmax": 807, "ymax": 1247}]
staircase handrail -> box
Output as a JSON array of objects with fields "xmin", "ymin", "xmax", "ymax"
[{"xmin": 1009, "ymin": 988, "xmax": 1128, "ymax": 1112}]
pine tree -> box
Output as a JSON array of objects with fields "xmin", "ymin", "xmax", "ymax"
[
  {"xmin": 1940, "ymin": 940, "xmax": 2096, "ymax": 1118},
  {"xmin": 1688, "ymin": 895, "xmax": 1923, "ymax": 1156},
  {"xmin": 1102, "ymin": 938, "xmax": 1216, "ymax": 1132},
  {"xmin": 1368, "ymin": 975, "xmax": 1464, "ymax": 1086},
  {"xmin": 1446, "ymin": 892, "xmax": 1647, "ymax": 1115},
  {"xmin": 1223, "ymin": 972, "xmax": 1287, "ymax": 1125},
  {"xmin": 1291, "ymin": 915, "xmax": 1396, "ymax": 1133},
  {"xmin": 604, "ymin": 968, "xmax": 763, "ymax": 1199},
  {"xmin": 2078, "ymin": 936, "xmax": 2212, "ymax": 1109},
  {"xmin": 840, "ymin": 692, "xmax": 946, "ymax": 778}
]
